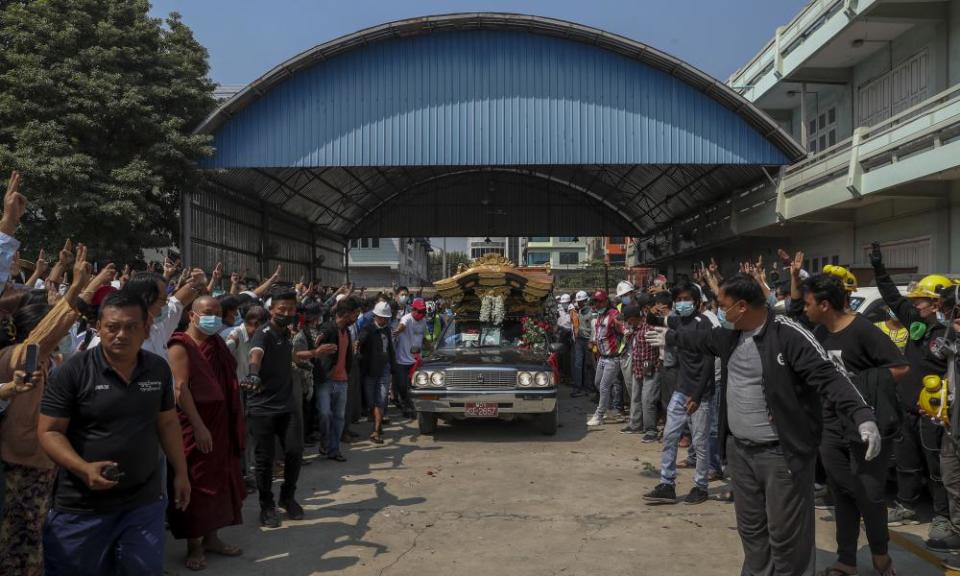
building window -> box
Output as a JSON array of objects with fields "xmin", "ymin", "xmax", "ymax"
[
  {"xmin": 608, "ymin": 236, "xmax": 625, "ymax": 244},
  {"xmin": 527, "ymin": 252, "xmax": 551, "ymax": 266},
  {"xmin": 350, "ymin": 239, "xmax": 360, "ymax": 248},
  {"xmin": 608, "ymin": 254, "xmax": 626, "ymax": 265},
  {"xmin": 370, "ymin": 238, "xmax": 379, "ymax": 248},
  {"xmin": 807, "ymin": 106, "xmax": 837, "ymax": 155},
  {"xmin": 472, "ymin": 246, "xmax": 505, "ymax": 259},
  {"xmin": 558, "ymin": 236, "xmax": 577, "ymax": 243},
  {"xmin": 559, "ymin": 252, "xmax": 579, "ymax": 265},
  {"xmin": 831, "ymin": 255, "xmax": 839, "ymax": 265},
  {"xmin": 528, "ymin": 237, "xmax": 550, "ymax": 242},
  {"xmin": 350, "ymin": 238, "xmax": 379, "ymax": 249}
]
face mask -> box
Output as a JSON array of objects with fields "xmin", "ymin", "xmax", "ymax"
[
  {"xmin": 233, "ymin": 316, "xmax": 243, "ymax": 327},
  {"xmin": 273, "ymin": 314, "xmax": 295, "ymax": 328},
  {"xmin": 621, "ymin": 296, "xmax": 632, "ymax": 306},
  {"xmin": 153, "ymin": 304, "xmax": 169, "ymax": 325},
  {"xmin": 937, "ymin": 311, "xmax": 947, "ymax": 326},
  {"xmin": 716, "ymin": 308, "xmax": 734, "ymax": 329},
  {"xmin": 674, "ymin": 301, "xmax": 695, "ymax": 317},
  {"xmin": 413, "ymin": 311, "xmax": 426, "ymax": 321},
  {"xmin": 197, "ymin": 315, "xmax": 223, "ymax": 335},
  {"xmin": 398, "ymin": 295, "xmax": 408, "ymax": 305},
  {"xmin": 887, "ymin": 309, "xmax": 898, "ymax": 321}
]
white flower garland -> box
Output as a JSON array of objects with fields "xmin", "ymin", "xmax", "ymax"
[
  {"xmin": 479, "ymin": 295, "xmax": 493, "ymax": 322},
  {"xmin": 491, "ymin": 295, "xmax": 506, "ymax": 325}
]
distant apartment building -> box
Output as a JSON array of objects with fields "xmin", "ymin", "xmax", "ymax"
[
  {"xmin": 466, "ymin": 237, "xmax": 527, "ymax": 263},
  {"xmin": 347, "ymin": 237, "xmax": 431, "ymax": 288},
  {"xmin": 637, "ymin": 0, "xmax": 960, "ymax": 276},
  {"xmin": 525, "ymin": 237, "xmax": 598, "ymax": 269},
  {"xmin": 604, "ymin": 237, "xmax": 630, "ymax": 266}
]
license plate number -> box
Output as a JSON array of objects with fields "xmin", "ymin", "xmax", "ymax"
[{"xmin": 465, "ymin": 402, "xmax": 499, "ymax": 418}]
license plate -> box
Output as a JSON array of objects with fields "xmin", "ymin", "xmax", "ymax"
[{"xmin": 465, "ymin": 402, "xmax": 499, "ymax": 418}]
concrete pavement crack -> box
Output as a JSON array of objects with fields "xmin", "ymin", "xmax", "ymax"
[{"xmin": 378, "ymin": 527, "xmax": 424, "ymax": 576}]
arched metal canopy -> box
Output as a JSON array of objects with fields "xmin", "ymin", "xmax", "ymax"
[{"xmin": 195, "ymin": 13, "xmax": 803, "ymax": 239}]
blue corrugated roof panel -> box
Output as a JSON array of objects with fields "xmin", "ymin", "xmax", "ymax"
[{"xmin": 204, "ymin": 30, "xmax": 789, "ymax": 168}]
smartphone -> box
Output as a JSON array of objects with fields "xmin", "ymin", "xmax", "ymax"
[
  {"xmin": 23, "ymin": 343, "xmax": 38, "ymax": 384},
  {"xmin": 101, "ymin": 463, "xmax": 124, "ymax": 482}
]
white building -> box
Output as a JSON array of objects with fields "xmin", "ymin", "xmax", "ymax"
[
  {"xmin": 641, "ymin": 0, "xmax": 960, "ymax": 277},
  {"xmin": 347, "ymin": 237, "xmax": 431, "ymax": 288},
  {"xmin": 466, "ymin": 237, "xmax": 527, "ymax": 263},
  {"xmin": 525, "ymin": 237, "xmax": 601, "ymax": 269}
]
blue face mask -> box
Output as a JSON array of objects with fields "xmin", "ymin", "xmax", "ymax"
[
  {"xmin": 674, "ymin": 301, "xmax": 695, "ymax": 317},
  {"xmin": 621, "ymin": 296, "xmax": 632, "ymax": 306},
  {"xmin": 197, "ymin": 315, "xmax": 224, "ymax": 336},
  {"xmin": 233, "ymin": 316, "xmax": 243, "ymax": 327}
]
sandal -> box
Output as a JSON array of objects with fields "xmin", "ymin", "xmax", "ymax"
[
  {"xmin": 874, "ymin": 559, "xmax": 895, "ymax": 576},
  {"xmin": 185, "ymin": 552, "xmax": 207, "ymax": 571},
  {"xmin": 203, "ymin": 541, "xmax": 243, "ymax": 557},
  {"xmin": 369, "ymin": 433, "xmax": 384, "ymax": 444}
]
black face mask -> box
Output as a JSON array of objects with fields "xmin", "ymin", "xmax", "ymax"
[{"xmin": 273, "ymin": 314, "xmax": 295, "ymax": 328}]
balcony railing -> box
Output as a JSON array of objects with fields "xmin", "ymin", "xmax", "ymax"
[{"xmin": 780, "ymin": 83, "xmax": 960, "ymax": 199}]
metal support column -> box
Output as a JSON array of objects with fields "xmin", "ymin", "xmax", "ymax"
[
  {"xmin": 180, "ymin": 189, "xmax": 193, "ymax": 270},
  {"xmin": 800, "ymin": 83, "xmax": 808, "ymax": 156}
]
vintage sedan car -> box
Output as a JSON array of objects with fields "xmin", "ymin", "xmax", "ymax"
[{"xmin": 411, "ymin": 316, "xmax": 559, "ymax": 436}]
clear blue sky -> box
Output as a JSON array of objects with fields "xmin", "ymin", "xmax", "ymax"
[{"xmin": 149, "ymin": 0, "xmax": 809, "ymax": 252}]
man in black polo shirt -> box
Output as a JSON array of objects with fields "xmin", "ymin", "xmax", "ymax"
[
  {"xmin": 38, "ymin": 290, "xmax": 190, "ymax": 576},
  {"xmin": 243, "ymin": 287, "xmax": 304, "ymax": 528}
]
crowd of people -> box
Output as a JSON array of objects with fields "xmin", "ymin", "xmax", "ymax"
[
  {"xmin": 6, "ymin": 160, "xmax": 960, "ymax": 575},
  {"xmin": 0, "ymin": 170, "xmax": 455, "ymax": 575},
  {"xmin": 552, "ymin": 250, "xmax": 960, "ymax": 575}
]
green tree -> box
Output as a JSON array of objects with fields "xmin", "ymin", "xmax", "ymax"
[
  {"xmin": 0, "ymin": 0, "xmax": 215, "ymax": 262},
  {"xmin": 429, "ymin": 250, "xmax": 471, "ymax": 280}
]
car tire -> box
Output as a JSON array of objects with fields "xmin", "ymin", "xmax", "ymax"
[
  {"xmin": 418, "ymin": 412, "xmax": 438, "ymax": 435},
  {"xmin": 536, "ymin": 405, "xmax": 559, "ymax": 436}
]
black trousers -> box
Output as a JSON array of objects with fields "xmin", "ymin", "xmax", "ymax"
[
  {"xmin": 249, "ymin": 411, "xmax": 303, "ymax": 509},
  {"xmin": 392, "ymin": 362, "xmax": 415, "ymax": 413},
  {"xmin": 820, "ymin": 432, "xmax": 891, "ymax": 566},
  {"xmin": 895, "ymin": 411, "xmax": 948, "ymax": 517}
]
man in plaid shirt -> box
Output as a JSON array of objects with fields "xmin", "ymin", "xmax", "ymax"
[{"xmin": 622, "ymin": 295, "xmax": 662, "ymax": 442}]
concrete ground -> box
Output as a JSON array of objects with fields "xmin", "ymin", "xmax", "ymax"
[{"xmin": 164, "ymin": 396, "xmax": 955, "ymax": 575}]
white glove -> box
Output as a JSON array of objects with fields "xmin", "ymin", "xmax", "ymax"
[
  {"xmin": 644, "ymin": 327, "xmax": 668, "ymax": 347},
  {"xmin": 859, "ymin": 420, "xmax": 882, "ymax": 461}
]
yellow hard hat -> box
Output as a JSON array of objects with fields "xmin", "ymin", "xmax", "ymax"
[
  {"xmin": 907, "ymin": 274, "xmax": 951, "ymax": 300},
  {"xmin": 822, "ymin": 265, "xmax": 858, "ymax": 292}
]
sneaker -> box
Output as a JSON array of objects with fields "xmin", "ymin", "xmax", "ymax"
[
  {"xmin": 928, "ymin": 515, "xmax": 954, "ymax": 542},
  {"xmin": 260, "ymin": 507, "xmax": 281, "ymax": 528},
  {"xmin": 944, "ymin": 555, "xmax": 960, "ymax": 570},
  {"xmin": 586, "ymin": 416, "xmax": 603, "ymax": 427},
  {"xmin": 619, "ymin": 426, "xmax": 642, "ymax": 435},
  {"xmin": 643, "ymin": 483, "xmax": 677, "ymax": 504},
  {"xmin": 926, "ymin": 531, "xmax": 960, "ymax": 553},
  {"xmin": 814, "ymin": 492, "xmax": 835, "ymax": 511},
  {"xmin": 708, "ymin": 469, "xmax": 724, "ymax": 482},
  {"xmin": 604, "ymin": 413, "xmax": 626, "ymax": 424},
  {"xmin": 279, "ymin": 498, "xmax": 304, "ymax": 521},
  {"xmin": 887, "ymin": 502, "xmax": 919, "ymax": 526},
  {"xmin": 684, "ymin": 486, "xmax": 709, "ymax": 505},
  {"xmin": 328, "ymin": 453, "xmax": 347, "ymax": 463},
  {"xmin": 641, "ymin": 431, "xmax": 658, "ymax": 443}
]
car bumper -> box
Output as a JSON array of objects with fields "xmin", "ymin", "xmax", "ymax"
[{"xmin": 411, "ymin": 388, "xmax": 557, "ymax": 414}]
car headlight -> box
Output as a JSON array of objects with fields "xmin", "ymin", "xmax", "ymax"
[
  {"xmin": 535, "ymin": 372, "xmax": 551, "ymax": 387},
  {"xmin": 517, "ymin": 371, "xmax": 533, "ymax": 387},
  {"xmin": 414, "ymin": 371, "xmax": 429, "ymax": 387},
  {"xmin": 430, "ymin": 371, "xmax": 445, "ymax": 387}
]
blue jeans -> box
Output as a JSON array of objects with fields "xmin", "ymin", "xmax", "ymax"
[
  {"xmin": 317, "ymin": 380, "xmax": 348, "ymax": 456},
  {"xmin": 660, "ymin": 390, "xmax": 712, "ymax": 490},
  {"xmin": 593, "ymin": 357, "xmax": 620, "ymax": 418},
  {"xmin": 686, "ymin": 387, "xmax": 723, "ymax": 474},
  {"xmin": 44, "ymin": 499, "xmax": 166, "ymax": 576},
  {"xmin": 363, "ymin": 374, "xmax": 391, "ymax": 411},
  {"xmin": 572, "ymin": 338, "xmax": 594, "ymax": 393}
]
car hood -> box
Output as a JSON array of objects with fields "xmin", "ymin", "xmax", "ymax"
[{"xmin": 424, "ymin": 348, "xmax": 549, "ymax": 368}]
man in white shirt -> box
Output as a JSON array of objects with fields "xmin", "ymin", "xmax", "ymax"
[{"xmin": 392, "ymin": 298, "xmax": 427, "ymax": 418}]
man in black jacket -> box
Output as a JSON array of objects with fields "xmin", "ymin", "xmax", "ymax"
[
  {"xmin": 647, "ymin": 274, "xmax": 879, "ymax": 576},
  {"xmin": 357, "ymin": 301, "xmax": 396, "ymax": 444},
  {"xmin": 870, "ymin": 243, "xmax": 952, "ymax": 541},
  {"xmin": 643, "ymin": 282, "xmax": 716, "ymax": 506}
]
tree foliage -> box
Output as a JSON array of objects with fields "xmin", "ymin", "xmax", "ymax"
[
  {"xmin": 429, "ymin": 250, "xmax": 471, "ymax": 280},
  {"xmin": 0, "ymin": 0, "xmax": 215, "ymax": 262}
]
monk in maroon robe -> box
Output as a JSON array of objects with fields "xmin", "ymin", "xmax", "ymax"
[{"xmin": 168, "ymin": 296, "xmax": 246, "ymax": 571}]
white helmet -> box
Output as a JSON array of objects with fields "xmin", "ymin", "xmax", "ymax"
[
  {"xmin": 575, "ymin": 290, "xmax": 589, "ymax": 302},
  {"xmin": 426, "ymin": 301, "xmax": 437, "ymax": 314},
  {"xmin": 616, "ymin": 281, "xmax": 636, "ymax": 298},
  {"xmin": 559, "ymin": 293, "xmax": 571, "ymax": 304},
  {"xmin": 373, "ymin": 301, "xmax": 393, "ymax": 318}
]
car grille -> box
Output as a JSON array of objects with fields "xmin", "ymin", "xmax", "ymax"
[{"xmin": 444, "ymin": 369, "xmax": 517, "ymax": 389}]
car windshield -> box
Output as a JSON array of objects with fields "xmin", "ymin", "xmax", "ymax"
[
  {"xmin": 849, "ymin": 296, "xmax": 865, "ymax": 312},
  {"xmin": 437, "ymin": 319, "xmax": 524, "ymax": 350}
]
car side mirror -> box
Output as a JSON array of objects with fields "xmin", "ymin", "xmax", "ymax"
[{"xmin": 549, "ymin": 342, "xmax": 565, "ymax": 354}]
